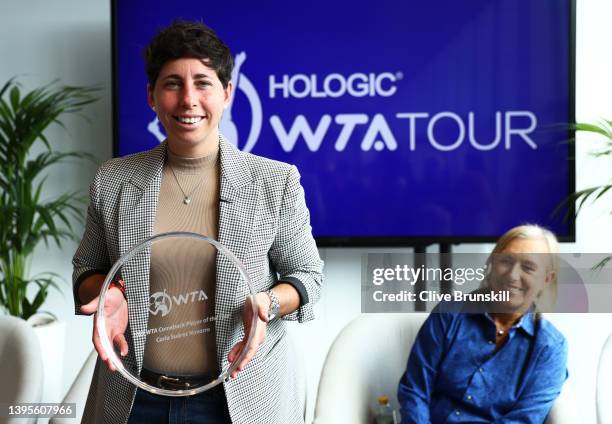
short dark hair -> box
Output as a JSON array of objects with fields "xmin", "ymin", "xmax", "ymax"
[{"xmin": 143, "ymin": 20, "xmax": 233, "ymax": 89}]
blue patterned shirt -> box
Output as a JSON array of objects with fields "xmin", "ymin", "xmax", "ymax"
[{"xmin": 397, "ymin": 305, "xmax": 568, "ymax": 423}]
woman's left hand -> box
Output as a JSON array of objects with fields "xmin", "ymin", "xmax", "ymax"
[{"xmin": 227, "ymin": 292, "xmax": 271, "ymax": 378}]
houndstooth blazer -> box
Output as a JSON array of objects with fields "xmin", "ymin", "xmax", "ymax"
[{"xmin": 72, "ymin": 136, "xmax": 324, "ymax": 424}]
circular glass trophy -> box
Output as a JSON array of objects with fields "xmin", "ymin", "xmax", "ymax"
[{"xmin": 96, "ymin": 231, "xmax": 257, "ymax": 396}]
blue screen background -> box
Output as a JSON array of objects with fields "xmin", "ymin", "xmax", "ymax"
[{"xmin": 115, "ymin": 0, "xmax": 572, "ymax": 242}]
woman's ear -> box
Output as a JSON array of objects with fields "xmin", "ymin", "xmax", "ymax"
[
  {"xmin": 147, "ymin": 83, "xmax": 156, "ymax": 110},
  {"xmin": 481, "ymin": 259, "xmax": 493, "ymax": 289},
  {"xmin": 223, "ymin": 80, "xmax": 233, "ymax": 109}
]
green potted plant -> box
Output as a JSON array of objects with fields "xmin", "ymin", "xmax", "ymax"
[
  {"xmin": 568, "ymin": 120, "xmax": 612, "ymax": 270},
  {"xmin": 0, "ymin": 78, "xmax": 98, "ymax": 320},
  {"xmin": 570, "ymin": 121, "xmax": 611, "ymax": 212}
]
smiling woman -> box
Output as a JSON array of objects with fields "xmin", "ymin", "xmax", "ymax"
[
  {"xmin": 147, "ymin": 58, "xmax": 232, "ymax": 158},
  {"xmin": 72, "ymin": 20, "xmax": 323, "ymax": 424},
  {"xmin": 397, "ymin": 224, "xmax": 568, "ymax": 424},
  {"xmin": 485, "ymin": 225, "xmax": 560, "ymax": 315}
]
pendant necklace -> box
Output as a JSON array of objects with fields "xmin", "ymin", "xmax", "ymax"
[{"xmin": 169, "ymin": 163, "xmax": 205, "ymax": 205}]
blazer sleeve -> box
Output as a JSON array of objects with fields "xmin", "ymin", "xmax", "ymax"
[
  {"xmin": 268, "ymin": 165, "xmax": 324, "ymax": 323},
  {"xmin": 72, "ymin": 165, "xmax": 111, "ymax": 314}
]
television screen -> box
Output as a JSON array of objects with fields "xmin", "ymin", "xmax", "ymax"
[{"xmin": 113, "ymin": 0, "xmax": 575, "ymax": 246}]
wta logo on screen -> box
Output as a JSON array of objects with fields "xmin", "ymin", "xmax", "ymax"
[{"xmin": 147, "ymin": 51, "xmax": 538, "ymax": 153}]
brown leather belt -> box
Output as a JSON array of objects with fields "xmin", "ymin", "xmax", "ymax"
[{"xmin": 140, "ymin": 368, "xmax": 214, "ymax": 390}]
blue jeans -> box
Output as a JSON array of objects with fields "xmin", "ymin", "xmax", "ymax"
[{"xmin": 127, "ymin": 385, "xmax": 232, "ymax": 424}]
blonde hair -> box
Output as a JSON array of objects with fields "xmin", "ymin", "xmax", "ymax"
[{"xmin": 485, "ymin": 224, "xmax": 560, "ymax": 312}]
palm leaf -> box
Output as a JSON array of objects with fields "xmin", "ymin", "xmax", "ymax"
[
  {"xmin": 557, "ymin": 120, "xmax": 612, "ymax": 222},
  {"xmin": 593, "ymin": 256, "xmax": 612, "ymax": 273},
  {"xmin": 0, "ymin": 77, "xmax": 99, "ymax": 319}
]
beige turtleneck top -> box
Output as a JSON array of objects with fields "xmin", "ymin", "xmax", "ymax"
[{"xmin": 142, "ymin": 145, "xmax": 220, "ymax": 376}]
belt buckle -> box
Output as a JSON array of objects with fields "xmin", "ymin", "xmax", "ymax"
[{"xmin": 158, "ymin": 374, "xmax": 190, "ymax": 390}]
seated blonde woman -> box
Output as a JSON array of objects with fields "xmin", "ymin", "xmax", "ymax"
[{"xmin": 397, "ymin": 225, "xmax": 568, "ymax": 424}]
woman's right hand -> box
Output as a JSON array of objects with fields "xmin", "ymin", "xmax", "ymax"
[{"xmin": 80, "ymin": 287, "xmax": 129, "ymax": 372}]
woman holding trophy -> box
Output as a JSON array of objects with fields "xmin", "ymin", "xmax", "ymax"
[{"xmin": 72, "ymin": 21, "xmax": 323, "ymax": 424}]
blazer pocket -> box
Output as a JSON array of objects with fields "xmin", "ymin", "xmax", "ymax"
[
  {"xmin": 263, "ymin": 324, "xmax": 285, "ymax": 359},
  {"xmin": 253, "ymin": 220, "xmax": 275, "ymax": 234},
  {"xmin": 250, "ymin": 221, "xmax": 276, "ymax": 251}
]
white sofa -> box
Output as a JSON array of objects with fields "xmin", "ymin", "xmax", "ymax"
[
  {"xmin": 597, "ymin": 332, "xmax": 612, "ymax": 424},
  {"xmin": 0, "ymin": 315, "xmax": 43, "ymax": 424},
  {"xmin": 49, "ymin": 349, "xmax": 97, "ymax": 424},
  {"xmin": 52, "ymin": 313, "xmax": 611, "ymax": 423},
  {"xmin": 313, "ymin": 313, "xmax": 581, "ymax": 424}
]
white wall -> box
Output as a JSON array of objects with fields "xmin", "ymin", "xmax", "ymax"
[
  {"xmin": 1, "ymin": 1, "xmax": 611, "ymax": 423},
  {"xmin": 0, "ymin": 0, "xmax": 112, "ymax": 409}
]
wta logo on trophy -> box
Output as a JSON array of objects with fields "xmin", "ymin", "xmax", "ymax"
[{"xmin": 148, "ymin": 289, "xmax": 209, "ymax": 317}]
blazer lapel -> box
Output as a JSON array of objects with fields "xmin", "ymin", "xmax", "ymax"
[
  {"xmin": 216, "ymin": 136, "xmax": 258, "ymax": 357},
  {"xmin": 217, "ymin": 136, "xmax": 257, "ymax": 256},
  {"xmin": 117, "ymin": 142, "xmax": 165, "ymax": 371}
]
